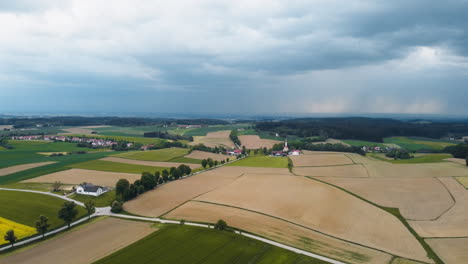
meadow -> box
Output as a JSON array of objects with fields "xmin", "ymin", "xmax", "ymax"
[
  {"xmin": 68, "ymin": 160, "xmax": 167, "ymax": 174},
  {"xmin": 70, "ymin": 190, "xmax": 116, "ymax": 207},
  {"xmin": 384, "ymin": 137, "xmax": 456, "ymax": 151},
  {"xmin": 226, "ymin": 156, "xmax": 288, "ymax": 168},
  {"xmin": 0, "ymin": 190, "xmax": 87, "ymax": 232},
  {"xmin": 113, "ymin": 147, "xmax": 189, "ymax": 162},
  {"xmin": 93, "ymin": 225, "xmax": 326, "ymax": 264}
]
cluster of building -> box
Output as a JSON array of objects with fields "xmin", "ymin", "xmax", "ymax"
[
  {"xmin": 76, "ymin": 183, "xmax": 109, "ymax": 197},
  {"xmin": 11, "ymin": 135, "xmax": 122, "ymax": 147},
  {"xmin": 271, "ymin": 140, "xmax": 302, "ymax": 157},
  {"xmin": 178, "ymin": 125, "xmax": 202, "ymax": 129},
  {"xmin": 226, "ymin": 149, "xmax": 242, "ymax": 156}
]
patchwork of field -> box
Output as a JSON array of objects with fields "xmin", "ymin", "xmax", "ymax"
[
  {"xmin": 124, "ymin": 167, "xmax": 245, "ymax": 217},
  {"xmin": 190, "ymin": 130, "xmax": 234, "ymax": 149},
  {"xmin": 165, "ymin": 201, "xmax": 393, "ymax": 264},
  {"xmin": 226, "ymin": 156, "xmax": 288, "ymax": 168},
  {"xmin": 238, "ymin": 135, "xmax": 281, "ymax": 149},
  {"xmin": 101, "ymin": 157, "xmax": 201, "ymax": 169},
  {"xmin": 319, "ymin": 177, "xmax": 454, "ymax": 220},
  {"xmin": 193, "ymin": 174, "xmax": 429, "ymax": 262},
  {"xmin": 409, "ymin": 177, "xmax": 468, "ymax": 237},
  {"xmin": 94, "ymin": 224, "xmax": 326, "ymax": 264},
  {"xmin": 0, "ymin": 218, "xmax": 155, "ymax": 264},
  {"xmin": 0, "ymin": 190, "xmax": 86, "ymax": 231},
  {"xmin": 0, "ymin": 217, "xmax": 36, "ymax": 244},
  {"xmin": 113, "ymin": 147, "xmax": 189, "ymax": 161},
  {"xmin": 293, "ymin": 164, "xmax": 368, "ymax": 177},
  {"xmin": 184, "ymin": 150, "xmax": 230, "ymax": 161},
  {"xmin": 23, "ymin": 168, "xmax": 140, "ymax": 187},
  {"xmin": 426, "ymin": 238, "xmax": 468, "ymax": 264},
  {"xmin": 290, "ymin": 153, "xmax": 354, "ymax": 167},
  {"xmin": 0, "ymin": 161, "xmax": 55, "ymax": 176}
]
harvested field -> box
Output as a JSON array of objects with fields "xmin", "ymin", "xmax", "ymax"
[
  {"xmin": 238, "ymin": 135, "xmax": 281, "ymax": 149},
  {"xmin": 319, "ymin": 177, "xmax": 454, "ymax": 220},
  {"xmin": 113, "ymin": 148, "xmax": 189, "ymax": 162},
  {"xmin": 409, "ymin": 177, "xmax": 468, "ymax": 237},
  {"xmin": 0, "ymin": 217, "xmax": 155, "ymax": 264},
  {"xmin": 293, "ymin": 164, "xmax": 368, "ymax": 177},
  {"xmin": 291, "ymin": 153, "xmax": 354, "ymax": 167},
  {"xmin": 391, "ymin": 258, "xmax": 424, "ymax": 264},
  {"xmin": 23, "ymin": 168, "xmax": 140, "ymax": 187},
  {"xmin": 0, "ymin": 161, "xmax": 55, "ymax": 176},
  {"xmin": 101, "ymin": 157, "xmax": 201, "ymax": 169},
  {"xmin": 445, "ymin": 158, "xmax": 466, "ymax": 165},
  {"xmin": 426, "ymin": 238, "xmax": 468, "ymax": 264},
  {"xmin": 61, "ymin": 125, "xmax": 111, "ymax": 134},
  {"xmin": 190, "ymin": 130, "xmax": 234, "ymax": 149},
  {"xmin": 124, "ymin": 167, "xmax": 245, "ymax": 217},
  {"xmin": 184, "ymin": 150, "xmax": 231, "ymax": 161},
  {"xmin": 195, "ymin": 174, "xmax": 430, "ymax": 262},
  {"xmin": 165, "ymin": 201, "xmax": 392, "ymax": 264},
  {"xmin": 0, "ymin": 125, "xmax": 13, "ymax": 130}
]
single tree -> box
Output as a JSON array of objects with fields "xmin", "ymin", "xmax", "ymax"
[
  {"xmin": 35, "ymin": 215, "xmax": 50, "ymax": 238},
  {"xmin": 214, "ymin": 219, "xmax": 228, "ymax": 231},
  {"xmin": 201, "ymin": 159, "xmax": 208, "ymax": 168},
  {"xmin": 84, "ymin": 200, "xmax": 95, "ymax": 220},
  {"xmin": 162, "ymin": 169, "xmax": 169, "ymax": 182},
  {"xmin": 207, "ymin": 158, "xmax": 214, "ymax": 168},
  {"xmin": 52, "ymin": 181, "xmax": 62, "ymax": 192},
  {"xmin": 141, "ymin": 172, "xmax": 156, "ymax": 190},
  {"xmin": 58, "ymin": 201, "xmax": 78, "ymax": 228},
  {"xmin": 115, "ymin": 179, "xmax": 130, "ymax": 199},
  {"xmin": 4, "ymin": 229, "xmax": 17, "ymax": 246},
  {"xmin": 111, "ymin": 200, "xmax": 123, "ymax": 213}
]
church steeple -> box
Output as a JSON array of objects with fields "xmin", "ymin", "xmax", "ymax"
[{"xmin": 283, "ymin": 138, "xmax": 289, "ymax": 152}]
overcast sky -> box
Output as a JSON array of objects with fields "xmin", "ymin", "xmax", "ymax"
[{"xmin": 1, "ymin": 0, "xmax": 467, "ymax": 116}]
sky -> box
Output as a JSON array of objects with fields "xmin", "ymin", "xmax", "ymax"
[{"xmin": 1, "ymin": 0, "xmax": 468, "ymax": 116}]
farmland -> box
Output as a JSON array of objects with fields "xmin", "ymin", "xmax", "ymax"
[
  {"xmin": 93, "ymin": 224, "xmax": 326, "ymax": 264},
  {"xmin": 226, "ymin": 156, "xmax": 288, "ymax": 168},
  {"xmin": 456, "ymin": 176, "xmax": 468, "ymax": 188},
  {"xmin": 426, "ymin": 238, "xmax": 468, "ymax": 264},
  {"xmin": 0, "ymin": 190, "xmax": 87, "ymax": 233},
  {"xmin": 101, "ymin": 157, "xmax": 201, "ymax": 169},
  {"xmin": 0, "ymin": 217, "xmax": 36, "ymax": 244},
  {"xmin": 184, "ymin": 150, "xmax": 231, "ymax": 161},
  {"xmin": 290, "ymin": 153, "xmax": 354, "ymax": 167},
  {"xmin": 23, "ymin": 168, "xmax": 141, "ymax": 187},
  {"xmin": 190, "ymin": 130, "xmax": 235, "ymax": 149},
  {"xmin": 69, "ymin": 159, "xmax": 167, "ymax": 174},
  {"xmin": 384, "ymin": 137, "xmax": 456, "ymax": 151},
  {"xmin": 0, "ymin": 161, "xmax": 55, "ymax": 176},
  {"xmin": 238, "ymin": 135, "xmax": 281, "ymax": 149},
  {"xmin": 0, "ymin": 218, "xmax": 155, "ymax": 264},
  {"xmin": 369, "ymin": 153, "xmax": 453, "ymax": 164},
  {"xmin": 113, "ymin": 147, "xmax": 189, "ymax": 161}
]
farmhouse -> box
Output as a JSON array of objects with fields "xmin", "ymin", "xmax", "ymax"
[
  {"xmin": 226, "ymin": 149, "xmax": 242, "ymax": 156},
  {"xmin": 76, "ymin": 183, "xmax": 108, "ymax": 197}
]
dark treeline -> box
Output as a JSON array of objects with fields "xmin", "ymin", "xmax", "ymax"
[
  {"xmin": 190, "ymin": 144, "xmax": 227, "ymax": 153},
  {"xmin": 256, "ymin": 118, "xmax": 468, "ymax": 142},
  {"xmin": 444, "ymin": 144, "xmax": 468, "ymax": 159},
  {"xmin": 0, "ymin": 116, "xmax": 230, "ymax": 128},
  {"xmin": 229, "ymin": 130, "xmax": 241, "ymax": 146},
  {"xmin": 0, "ymin": 137, "xmax": 13, "ymax": 149},
  {"xmin": 272, "ymin": 141, "xmax": 365, "ymax": 155},
  {"xmin": 144, "ymin": 131, "xmax": 193, "ymax": 141}
]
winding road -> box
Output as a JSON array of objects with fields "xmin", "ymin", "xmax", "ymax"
[{"xmin": 0, "ymin": 187, "xmax": 346, "ymax": 264}]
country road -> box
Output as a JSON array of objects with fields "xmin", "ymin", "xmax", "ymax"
[{"xmin": 0, "ymin": 187, "xmax": 346, "ymax": 264}]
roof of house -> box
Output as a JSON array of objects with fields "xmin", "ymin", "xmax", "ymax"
[{"xmin": 79, "ymin": 183, "xmax": 102, "ymax": 193}]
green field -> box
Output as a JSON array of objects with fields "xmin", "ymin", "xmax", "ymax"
[
  {"xmin": 383, "ymin": 137, "xmax": 456, "ymax": 151},
  {"xmin": 93, "ymin": 225, "xmax": 325, "ymax": 264},
  {"xmin": 168, "ymin": 156, "xmax": 202, "ymax": 164},
  {"xmin": 182, "ymin": 124, "xmax": 250, "ymax": 137},
  {"xmin": 0, "ymin": 141, "xmax": 98, "ymax": 169},
  {"xmin": 93, "ymin": 125, "xmax": 175, "ymax": 137},
  {"xmin": 70, "ymin": 190, "xmax": 116, "ymax": 207},
  {"xmin": 0, "ymin": 190, "xmax": 87, "ymax": 231},
  {"xmin": 64, "ymin": 134, "xmax": 167, "ymax": 145},
  {"xmin": 227, "ymin": 156, "xmax": 288, "ymax": 168},
  {"xmin": 342, "ymin": 140, "xmax": 387, "ymax": 148},
  {"xmin": 369, "ymin": 153, "xmax": 452, "ymax": 164},
  {"xmin": 69, "ymin": 160, "xmax": 167, "ymax": 174},
  {"xmin": 113, "ymin": 148, "xmax": 190, "ymax": 162}
]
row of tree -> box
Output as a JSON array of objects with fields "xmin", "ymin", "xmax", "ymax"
[
  {"xmin": 190, "ymin": 144, "xmax": 227, "ymax": 154},
  {"xmin": 229, "ymin": 130, "xmax": 241, "ymax": 147},
  {"xmin": 385, "ymin": 149, "xmax": 412, "ymax": 159},
  {"xmin": 143, "ymin": 131, "xmax": 193, "ymax": 142},
  {"xmin": 0, "ymin": 137, "xmax": 13, "ymax": 149},
  {"xmin": 3, "ymin": 200, "xmax": 95, "ymax": 247},
  {"xmin": 114, "ymin": 165, "xmax": 193, "ymax": 206}
]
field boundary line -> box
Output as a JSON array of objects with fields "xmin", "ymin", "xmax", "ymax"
[{"xmin": 188, "ymin": 200, "xmax": 415, "ymax": 261}]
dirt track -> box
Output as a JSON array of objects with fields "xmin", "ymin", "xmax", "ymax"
[
  {"xmin": 238, "ymin": 135, "xmax": 281, "ymax": 149},
  {"xmin": 23, "ymin": 168, "xmax": 141, "ymax": 187},
  {"xmin": 0, "ymin": 162, "xmax": 56, "ymax": 176},
  {"xmin": 165, "ymin": 201, "xmax": 392, "ymax": 264},
  {"xmin": 101, "ymin": 157, "xmax": 201, "ymax": 169},
  {"xmin": 0, "ymin": 217, "xmax": 155, "ymax": 264}
]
